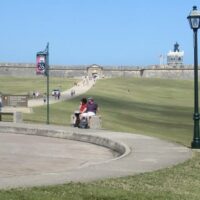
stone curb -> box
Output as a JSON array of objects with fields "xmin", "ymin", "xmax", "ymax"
[{"xmin": 0, "ymin": 123, "xmax": 130, "ymax": 159}]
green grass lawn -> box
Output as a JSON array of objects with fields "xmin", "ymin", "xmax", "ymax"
[
  {"xmin": 0, "ymin": 76, "xmax": 76, "ymax": 95},
  {"xmin": 1, "ymin": 77, "xmax": 200, "ymax": 200},
  {"xmin": 24, "ymin": 77, "xmax": 194, "ymax": 146},
  {"xmin": 95, "ymin": 78, "xmax": 194, "ymax": 146}
]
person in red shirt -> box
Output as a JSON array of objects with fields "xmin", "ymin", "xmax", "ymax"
[
  {"xmin": 73, "ymin": 97, "xmax": 87, "ymax": 127},
  {"xmin": 79, "ymin": 97, "xmax": 87, "ymax": 113}
]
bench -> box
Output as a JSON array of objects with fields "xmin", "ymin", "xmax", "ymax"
[{"xmin": 0, "ymin": 112, "xmax": 23, "ymax": 123}]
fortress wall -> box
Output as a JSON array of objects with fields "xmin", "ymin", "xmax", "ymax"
[
  {"xmin": 49, "ymin": 69, "xmax": 87, "ymax": 78},
  {"xmin": 103, "ymin": 68, "xmax": 195, "ymax": 79},
  {"xmin": 103, "ymin": 69, "xmax": 141, "ymax": 78},
  {"xmin": 142, "ymin": 69, "xmax": 194, "ymax": 79},
  {"xmin": 0, "ymin": 63, "xmax": 196, "ymax": 79},
  {"xmin": 0, "ymin": 65, "xmax": 87, "ymax": 78},
  {"xmin": 0, "ymin": 66, "xmax": 35, "ymax": 77}
]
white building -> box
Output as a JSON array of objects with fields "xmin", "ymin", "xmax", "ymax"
[{"xmin": 167, "ymin": 42, "xmax": 184, "ymax": 68}]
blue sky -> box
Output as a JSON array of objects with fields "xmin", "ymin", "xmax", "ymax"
[{"xmin": 0, "ymin": 0, "xmax": 200, "ymax": 66}]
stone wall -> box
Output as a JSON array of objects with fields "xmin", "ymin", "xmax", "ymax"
[
  {"xmin": 0, "ymin": 63, "xmax": 196, "ymax": 79},
  {"xmin": 103, "ymin": 68, "xmax": 195, "ymax": 79},
  {"xmin": 0, "ymin": 63, "xmax": 88, "ymax": 78},
  {"xmin": 142, "ymin": 69, "xmax": 194, "ymax": 79},
  {"xmin": 103, "ymin": 69, "xmax": 141, "ymax": 78}
]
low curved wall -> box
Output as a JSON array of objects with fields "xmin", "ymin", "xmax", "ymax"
[{"xmin": 0, "ymin": 123, "xmax": 129, "ymax": 159}]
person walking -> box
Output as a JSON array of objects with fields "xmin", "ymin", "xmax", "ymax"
[
  {"xmin": 0, "ymin": 96, "xmax": 2, "ymax": 112},
  {"xmin": 43, "ymin": 94, "xmax": 46, "ymax": 104}
]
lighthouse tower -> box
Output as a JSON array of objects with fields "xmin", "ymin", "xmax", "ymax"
[{"xmin": 167, "ymin": 42, "xmax": 184, "ymax": 68}]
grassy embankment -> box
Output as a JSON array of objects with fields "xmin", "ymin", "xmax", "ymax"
[
  {"xmin": 0, "ymin": 76, "xmax": 76, "ymax": 95},
  {"xmin": 24, "ymin": 77, "xmax": 193, "ymax": 146},
  {"xmin": 1, "ymin": 77, "xmax": 200, "ymax": 200}
]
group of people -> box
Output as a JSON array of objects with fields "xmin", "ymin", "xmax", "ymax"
[
  {"xmin": 73, "ymin": 97, "xmax": 98, "ymax": 128},
  {"xmin": 53, "ymin": 90, "xmax": 61, "ymax": 100},
  {"xmin": 32, "ymin": 91, "xmax": 40, "ymax": 98}
]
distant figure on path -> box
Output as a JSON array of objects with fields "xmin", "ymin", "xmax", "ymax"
[
  {"xmin": 0, "ymin": 96, "xmax": 2, "ymax": 112},
  {"xmin": 71, "ymin": 90, "xmax": 75, "ymax": 97},
  {"xmin": 43, "ymin": 94, "xmax": 46, "ymax": 103},
  {"xmin": 33, "ymin": 92, "xmax": 36, "ymax": 98},
  {"xmin": 57, "ymin": 91, "xmax": 61, "ymax": 99}
]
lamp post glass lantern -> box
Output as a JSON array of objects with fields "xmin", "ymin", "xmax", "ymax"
[{"xmin": 187, "ymin": 6, "xmax": 200, "ymax": 148}]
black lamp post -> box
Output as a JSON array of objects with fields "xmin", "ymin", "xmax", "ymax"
[
  {"xmin": 187, "ymin": 6, "xmax": 200, "ymax": 148},
  {"xmin": 46, "ymin": 43, "xmax": 50, "ymax": 125},
  {"xmin": 36, "ymin": 43, "xmax": 50, "ymax": 124}
]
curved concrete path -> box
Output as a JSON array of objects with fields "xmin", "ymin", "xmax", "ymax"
[
  {"xmin": 0, "ymin": 122, "xmax": 192, "ymax": 189},
  {"xmin": 28, "ymin": 78, "xmax": 95, "ymax": 107}
]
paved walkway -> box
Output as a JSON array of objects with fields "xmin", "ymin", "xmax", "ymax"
[
  {"xmin": 28, "ymin": 78, "xmax": 95, "ymax": 107},
  {"xmin": 2, "ymin": 78, "xmax": 94, "ymax": 113},
  {"xmin": 0, "ymin": 122, "xmax": 192, "ymax": 189}
]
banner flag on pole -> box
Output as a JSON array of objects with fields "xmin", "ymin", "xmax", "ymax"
[
  {"xmin": 36, "ymin": 43, "xmax": 49, "ymax": 75},
  {"xmin": 36, "ymin": 53, "xmax": 46, "ymax": 75}
]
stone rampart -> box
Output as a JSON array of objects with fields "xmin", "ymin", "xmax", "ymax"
[
  {"xmin": 142, "ymin": 69, "xmax": 194, "ymax": 79},
  {"xmin": 0, "ymin": 63, "xmax": 88, "ymax": 78},
  {"xmin": 0, "ymin": 63, "xmax": 196, "ymax": 79}
]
